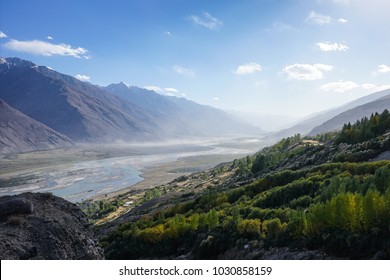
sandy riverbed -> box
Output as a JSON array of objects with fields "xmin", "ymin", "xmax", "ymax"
[{"xmin": 0, "ymin": 136, "xmax": 268, "ymax": 202}]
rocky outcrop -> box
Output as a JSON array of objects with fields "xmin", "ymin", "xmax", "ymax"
[{"xmin": 0, "ymin": 192, "xmax": 103, "ymax": 259}]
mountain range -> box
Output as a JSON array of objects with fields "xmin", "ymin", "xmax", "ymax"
[
  {"xmin": 0, "ymin": 57, "xmax": 259, "ymax": 153},
  {"xmin": 1, "ymin": 56, "xmax": 390, "ymax": 154},
  {"xmin": 105, "ymin": 82, "xmax": 259, "ymax": 137},
  {"xmin": 271, "ymin": 88, "xmax": 390, "ymax": 138},
  {"xmin": 309, "ymin": 91, "xmax": 390, "ymax": 135}
]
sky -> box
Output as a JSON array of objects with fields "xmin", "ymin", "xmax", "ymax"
[{"xmin": 1, "ymin": 0, "xmax": 390, "ymax": 118}]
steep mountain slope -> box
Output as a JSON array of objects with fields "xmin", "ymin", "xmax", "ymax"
[
  {"xmin": 0, "ymin": 58, "xmax": 160, "ymax": 142},
  {"xmin": 309, "ymin": 94, "xmax": 390, "ymax": 135},
  {"xmin": 273, "ymin": 88, "xmax": 390, "ymax": 138},
  {"xmin": 106, "ymin": 83, "xmax": 262, "ymax": 137},
  {"xmin": 0, "ymin": 99, "xmax": 73, "ymax": 154}
]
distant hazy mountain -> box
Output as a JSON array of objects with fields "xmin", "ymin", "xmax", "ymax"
[
  {"xmin": 0, "ymin": 99, "xmax": 73, "ymax": 154},
  {"xmin": 309, "ymin": 92, "xmax": 390, "ymax": 136},
  {"xmin": 105, "ymin": 83, "xmax": 180, "ymax": 115},
  {"xmin": 228, "ymin": 111, "xmax": 298, "ymax": 132},
  {"xmin": 272, "ymin": 88, "xmax": 390, "ymax": 138},
  {"xmin": 105, "ymin": 83, "xmax": 189, "ymax": 136},
  {"xmin": 166, "ymin": 95, "xmax": 262, "ymax": 136},
  {"xmin": 105, "ymin": 83, "xmax": 261, "ymax": 137},
  {"xmin": 0, "ymin": 58, "xmax": 260, "ymax": 145},
  {"xmin": 0, "ymin": 58, "xmax": 165, "ymax": 142}
]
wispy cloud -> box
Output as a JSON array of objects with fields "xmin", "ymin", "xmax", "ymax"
[
  {"xmin": 47, "ymin": 36, "xmax": 53, "ymax": 40},
  {"xmin": 144, "ymin": 85, "xmax": 179, "ymax": 96},
  {"xmin": 372, "ymin": 64, "xmax": 390, "ymax": 76},
  {"xmin": 234, "ymin": 62, "xmax": 262, "ymax": 75},
  {"xmin": 377, "ymin": 64, "xmax": 390, "ymax": 73},
  {"xmin": 75, "ymin": 74, "xmax": 90, "ymax": 82},
  {"xmin": 164, "ymin": 31, "xmax": 172, "ymax": 36},
  {"xmin": 213, "ymin": 97, "xmax": 220, "ymax": 101},
  {"xmin": 0, "ymin": 31, "xmax": 7, "ymax": 38},
  {"xmin": 265, "ymin": 22, "xmax": 293, "ymax": 32},
  {"xmin": 338, "ymin": 18, "xmax": 348, "ymax": 23},
  {"xmin": 317, "ymin": 42, "xmax": 349, "ymax": 52},
  {"xmin": 320, "ymin": 81, "xmax": 390, "ymax": 93},
  {"xmin": 362, "ymin": 83, "xmax": 390, "ymax": 92},
  {"xmin": 283, "ymin": 63, "xmax": 333, "ymax": 80},
  {"xmin": 4, "ymin": 39, "xmax": 89, "ymax": 58},
  {"xmin": 320, "ymin": 81, "xmax": 359, "ymax": 92},
  {"xmin": 164, "ymin": 87, "xmax": 178, "ymax": 93},
  {"xmin": 144, "ymin": 85, "xmax": 164, "ymax": 93},
  {"xmin": 189, "ymin": 11, "xmax": 223, "ymax": 30},
  {"xmin": 305, "ymin": 11, "xmax": 332, "ymax": 25},
  {"xmin": 173, "ymin": 65, "xmax": 195, "ymax": 77}
]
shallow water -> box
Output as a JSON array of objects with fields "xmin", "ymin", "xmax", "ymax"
[
  {"xmin": 0, "ymin": 137, "xmax": 263, "ymax": 202},
  {"xmin": 0, "ymin": 156, "xmax": 144, "ymax": 202}
]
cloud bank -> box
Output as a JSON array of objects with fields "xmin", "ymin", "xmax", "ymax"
[{"xmin": 4, "ymin": 39, "xmax": 89, "ymax": 58}]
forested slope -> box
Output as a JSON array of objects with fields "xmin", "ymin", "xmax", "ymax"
[{"xmin": 98, "ymin": 110, "xmax": 390, "ymax": 260}]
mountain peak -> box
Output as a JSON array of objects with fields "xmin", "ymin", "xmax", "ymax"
[
  {"xmin": 0, "ymin": 57, "xmax": 35, "ymax": 69},
  {"xmin": 119, "ymin": 81, "xmax": 129, "ymax": 88},
  {"xmin": 106, "ymin": 82, "xmax": 129, "ymax": 92}
]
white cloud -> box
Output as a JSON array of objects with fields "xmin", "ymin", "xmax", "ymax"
[
  {"xmin": 144, "ymin": 86, "xmax": 179, "ymax": 96},
  {"xmin": 173, "ymin": 65, "xmax": 194, "ymax": 77},
  {"xmin": 305, "ymin": 11, "xmax": 332, "ymax": 25},
  {"xmin": 317, "ymin": 42, "xmax": 349, "ymax": 51},
  {"xmin": 320, "ymin": 81, "xmax": 359, "ymax": 92},
  {"xmin": 319, "ymin": 81, "xmax": 390, "ymax": 93},
  {"xmin": 283, "ymin": 63, "xmax": 333, "ymax": 80},
  {"xmin": 234, "ymin": 62, "xmax": 262, "ymax": 75},
  {"xmin": 164, "ymin": 31, "xmax": 172, "ymax": 36},
  {"xmin": 374, "ymin": 84, "xmax": 390, "ymax": 91},
  {"xmin": 189, "ymin": 11, "xmax": 223, "ymax": 30},
  {"xmin": 378, "ymin": 64, "xmax": 390, "ymax": 73},
  {"xmin": 338, "ymin": 18, "xmax": 348, "ymax": 23},
  {"xmin": 361, "ymin": 83, "xmax": 376, "ymax": 90},
  {"xmin": 47, "ymin": 36, "xmax": 53, "ymax": 40},
  {"xmin": 0, "ymin": 31, "xmax": 7, "ymax": 38},
  {"xmin": 362, "ymin": 83, "xmax": 390, "ymax": 92},
  {"xmin": 164, "ymin": 87, "xmax": 178, "ymax": 93},
  {"xmin": 75, "ymin": 74, "xmax": 90, "ymax": 82},
  {"xmin": 144, "ymin": 85, "xmax": 164, "ymax": 93},
  {"xmin": 213, "ymin": 97, "xmax": 220, "ymax": 101},
  {"xmin": 4, "ymin": 39, "xmax": 89, "ymax": 58}
]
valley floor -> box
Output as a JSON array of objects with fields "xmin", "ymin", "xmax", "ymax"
[{"xmin": 0, "ymin": 136, "xmax": 268, "ymax": 203}]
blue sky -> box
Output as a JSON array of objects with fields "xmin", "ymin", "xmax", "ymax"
[{"xmin": 1, "ymin": 0, "xmax": 390, "ymax": 117}]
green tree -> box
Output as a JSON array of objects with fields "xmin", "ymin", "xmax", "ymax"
[{"xmin": 236, "ymin": 219, "xmax": 261, "ymax": 238}]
